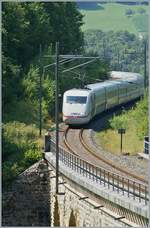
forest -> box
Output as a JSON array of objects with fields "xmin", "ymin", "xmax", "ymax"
[
  {"xmin": 84, "ymin": 30, "xmax": 148, "ymax": 75},
  {"xmin": 2, "ymin": 2, "xmax": 148, "ymax": 188}
]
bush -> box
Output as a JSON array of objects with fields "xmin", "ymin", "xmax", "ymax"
[
  {"xmin": 3, "ymin": 121, "xmax": 39, "ymax": 147},
  {"xmin": 24, "ymin": 149, "xmax": 42, "ymax": 166},
  {"xmin": 109, "ymin": 112, "xmax": 128, "ymax": 130},
  {"xmin": 125, "ymin": 9, "xmax": 135, "ymax": 16},
  {"xmin": 2, "ymin": 161, "xmax": 22, "ymax": 187},
  {"xmin": 2, "ymin": 121, "xmax": 43, "ymax": 188},
  {"xmin": 109, "ymin": 94, "xmax": 148, "ymax": 140},
  {"xmin": 131, "ymin": 95, "xmax": 148, "ymax": 139}
]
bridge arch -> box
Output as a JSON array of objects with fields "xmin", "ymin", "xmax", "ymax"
[{"xmin": 68, "ymin": 210, "xmax": 77, "ymax": 226}]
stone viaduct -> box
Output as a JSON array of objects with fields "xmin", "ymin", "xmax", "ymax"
[{"xmin": 2, "ymin": 148, "xmax": 149, "ymax": 227}]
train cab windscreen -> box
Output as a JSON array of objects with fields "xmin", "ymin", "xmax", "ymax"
[{"xmin": 66, "ymin": 96, "xmax": 87, "ymax": 104}]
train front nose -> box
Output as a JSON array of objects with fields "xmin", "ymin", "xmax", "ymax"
[
  {"xmin": 62, "ymin": 94, "xmax": 89, "ymax": 124},
  {"xmin": 63, "ymin": 111, "xmax": 89, "ymax": 124}
]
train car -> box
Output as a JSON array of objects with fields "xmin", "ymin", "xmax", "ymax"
[{"xmin": 62, "ymin": 71, "xmax": 144, "ymax": 125}]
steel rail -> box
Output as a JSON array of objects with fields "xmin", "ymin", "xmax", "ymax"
[
  {"xmin": 63, "ymin": 126, "xmax": 79, "ymax": 156},
  {"xmin": 62, "ymin": 126, "xmax": 148, "ymax": 197},
  {"xmin": 50, "ymin": 139, "xmax": 148, "ymax": 204},
  {"xmin": 79, "ymin": 128, "xmax": 148, "ymax": 185},
  {"xmin": 63, "ymin": 126, "xmax": 147, "ymax": 190}
]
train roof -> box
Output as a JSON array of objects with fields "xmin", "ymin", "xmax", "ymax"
[
  {"xmin": 110, "ymin": 71, "xmax": 142, "ymax": 79},
  {"xmin": 85, "ymin": 80, "xmax": 128, "ymax": 91},
  {"xmin": 64, "ymin": 71, "xmax": 144, "ymax": 95},
  {"xmin": 64, "ymin": 88, "xmax": 90, "ymax": 96},
  {"xmin": 85, "ymin": 72, "xmax": 143, "ymax": 91}
]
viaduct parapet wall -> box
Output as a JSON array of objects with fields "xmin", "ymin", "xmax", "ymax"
[{"xmin": 2, "ymin": 160, "xmax": 51, "ymax": 226}]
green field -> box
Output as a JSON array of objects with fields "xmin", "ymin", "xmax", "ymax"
[{"xmin": 80, "ymin": 3, "xmax": 148, "ymax": 35}]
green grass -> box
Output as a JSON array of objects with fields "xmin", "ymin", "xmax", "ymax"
[
  {"xmin": 80, "ymin": 3, "xmax": 148, "ymax": 35},
  {"xmin": 96, "ymin": 124, "xmax": 143, "ymax": 155},
  {"xmin": 95, "ymin": 95, "xmax": 148, "ymax": 155}
]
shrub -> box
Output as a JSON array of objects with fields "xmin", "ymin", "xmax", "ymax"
[
  {"xmin": 109, "ymin": 94, "xmax": 148, "ymax": 140},
  {"xmin": 125, "ymin": 9, "xmax": 135, "ymax": 16},
  {"xmin": 24, "ymin": 149, "xmax": 42, "ymax": 166},
  {"xmin": 131, "ymin": 95, "xmax": 148, "ymax": 139},
  {"xmin": 2, "ymin": 121, "xmax": 43, "ymax": 188},
  {"xmin": 3, "ymin": 121, "xmax": 39, "ymax": 146},
  {"xmin": 109, "ymin": 112, "xmax": 128, "ymax": 130}
]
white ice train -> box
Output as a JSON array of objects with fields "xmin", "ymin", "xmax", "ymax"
[{"xmin": 62, "ymin": 71, "xmax": 144, "ymax": 125}]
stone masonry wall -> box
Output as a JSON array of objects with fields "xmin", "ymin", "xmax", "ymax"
[
  {"xmin": 2, "ymin": 158, "xmax": 148, "ymax": 227},
  {"xmin": 2, "ymin": 159, "xmax": 51, "ymax": 226},
  {"xmin": 49, "ymin": 170, "xmax": 131, "ymax": 227}
]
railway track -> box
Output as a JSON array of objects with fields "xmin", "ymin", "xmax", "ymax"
[
  {"xmin": 80, "ymin": 128, "xmax": 147, "ymax": 184},
  {"xmin": 59, "ymin": 126, "xmax": 148, "ymax": 202},
  {"xmin": 63, "ymin": 126, "xmax": 147, "ymax": 186},
  {"xmin": 48, "ymin": 123, "xmax": 148, "ymax": 204}
]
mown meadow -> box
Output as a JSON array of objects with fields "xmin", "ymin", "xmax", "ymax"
[{"xmin": 80, "ymin": 3, "xmax": 148, "ymax": 35}]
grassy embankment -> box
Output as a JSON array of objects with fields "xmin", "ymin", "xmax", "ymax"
[
  {"xmin": 80, "ymin": 3, "xmax": 148, "ymax": 35},
  {"xmin": 95, "ymin": 95, "xmax": 148, "ymax": 155}
]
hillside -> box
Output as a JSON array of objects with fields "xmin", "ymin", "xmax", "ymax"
[{"xmin": 79, "ymin": 3, "xmax": 148, "ymax": 35}]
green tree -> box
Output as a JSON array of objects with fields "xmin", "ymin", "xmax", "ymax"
[
  {"xmin": 137, "ymin": 8, "xmax": 146, "ymax": 14},
  {"xmin": 125, "ymin": 9, "xmax": 135, "ymax": 17},
  {"xmin": 42, "ymin": 2, "xmax": 84, "ymax": 54}
]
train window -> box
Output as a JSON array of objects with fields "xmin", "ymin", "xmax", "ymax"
[{"xmin": 66, "ymin": 96, "xmax": 87, "ymax": 104}]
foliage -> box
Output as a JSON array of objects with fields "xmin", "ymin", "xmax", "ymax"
[
  {"xmin": 125, "ymin": 9, "xmax": 135, "ymax": 16},
  {"xmin": 24, "ymin": 150, "xmax": 42, "ymax": 166},
  {"xmin": 98, "ymin": 94, "xmax": 148, "ymax": 154},
  {"xmin": 131, "ymin": 94, "xmax": 148, "ymax": 139},
  {"xmin": 84, "ymin": 30, "xmax": 148, "ymax": 75},
  {"xmin": 2, "ymin": 55, "xmax": 22, "ymax": 105},
  {"xmin": 2, "ymin": 2, "xmax": 85, "ymax": 188},
  {"xmin": 22, "ymin": 65, "xmax": 55, "ymax": 120},
  {"xmin": 3, "ymin": 121, "xmax": 39, "ymax": 145},
  {"xmin": 2, "ymin": 1, "xmax": 148, "ymax": 187},
  {"xmin": 2, "ymin": 2, "xmax": 84, "ymax": 108},
  {"xmin": 3, "ymin": 100, "xmax": 39, "ymax": 125},
  {"xmin": 109, "ymin": 94, "xmax": 148, "ymax": 140},
  {"xmin": 2, "ymin": 122, "xmax": 42, "ymax": 187},
  {"xmin": 109, "ymin": 112, "xmax": 128, "ymax": 130}
]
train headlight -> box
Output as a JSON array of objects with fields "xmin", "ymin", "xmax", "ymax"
[{"xmin": 82, "ymin": 112, "xmax": 86, "ymax": 116}]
